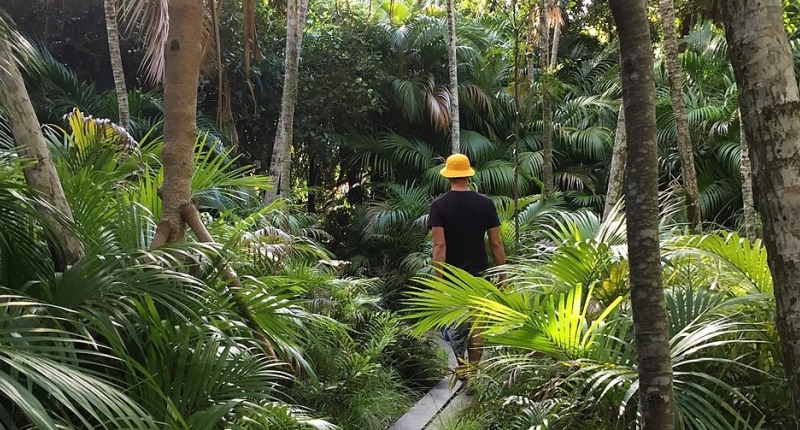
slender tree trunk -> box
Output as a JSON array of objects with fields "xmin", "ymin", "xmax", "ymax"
[
  {"xmin": 659, "ymin": 0, "xmax": 702, "ymax": 233},
  {"xmin": 610, "ymin": 1, "xmax": 676, "ymax": 428},
  {"xmin": 152, "ymin": 0, "xmax": 203, "ymax": 246},
  {"xmin": 739, "ymin": 112, "xmax": 758, "ymax": 242},
  {"xmin": 548, "ymin": 2, "xmax": 561, "ymax": 68},
  {"xmin": 307, "ymin": 153, "xmax": 318, "ymax": 213},
  {"xmin": 604, "ymin": 103, "xmax": 627, "ymax": 219},
  {"xmin": 264, "ymin": 0, "xmax": 309, "ymax": 203},
  {"xmin": 539, "ymin": 1, "xmax": 554, "ymax": 194},
  {"xmin": 739, "ymin": 114, "xmax": 757, "ymax": 243},
  {"xmin": 446, "ymin": 0, "xmax": 460, "ymax": 154},
  {"xmin": 103, "ymin": 0, "xmax": 130, "ymax": 131},
  {"xmin": 722, "ymin": 2, "xmax": 800, "ymax": 426},
  {"xmin": 0, "ymin": 35, "xmax": 85, "ymax": 267},
  {"xmin": 512, "ymin": 1, "xmax": 522, "ymax": 255}
]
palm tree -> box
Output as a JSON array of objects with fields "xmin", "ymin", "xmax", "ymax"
[
  {"xmin": 657, "ymin": 22, "xmax": 741, "ymax": 227},
  {"xmin": 610, "ymin": 0, "xmax": 676, "ymax": 427},
  {"xmin": 103, "ymin": 0, "xmax": 130, "ymax": 131},
  {"xmin": 721, "ymin": 0, "xmax": 800, "ymax": 423},
  {"xmin": 739, "ymin": 115, "xmax": 757, "ymax": 242},
  {"xmin": 658, "ymin": 0, "xmax": 702, "ymax": 233},
  {"xmin": 0, "ymin": 18, "xmax": 85, "ymax": 267},
  {"xmin": 538, "ymin": 0, "xmax": 555, "ymax": 194},
  {"xmin": 265, "ymin": 0, "xmax": 310, "ymax": 202},
  {"xmin": 120, "ymin": 0, "xmax": 265, "ymax": 218},
  {"xmin": 151, "ymin": 0, "xmax": 204, "ymax": 246},
  {"xmin": 603, "ymin": 103, "xmax": 626, "ymax": 219},
  {"xmin": 446, "ymin": 0, "xmax": 460, "ymax": 154}
]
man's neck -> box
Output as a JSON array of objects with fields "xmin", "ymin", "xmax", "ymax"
[{"xmin": 450, "ymin": 180, "xmax": 470, "ymax": 191}]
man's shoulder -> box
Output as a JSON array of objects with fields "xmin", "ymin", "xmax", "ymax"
[
  {"xmin": 470, "ymin": 191, "xmax": 494, "ymax": 205},
  {"xmin": 431, "ymin": 191, "xmax": 449, "ymax": 205},
  {"xmin": 474, "ymin": 191, "xmax": 492, "ymax": 201}
]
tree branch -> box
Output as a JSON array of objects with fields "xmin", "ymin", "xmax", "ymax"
[
  {"xmin": 179, "ymin": 203, "xmax": 278, "ymax": 361},
  {"xmin": 150, "ymin": 220, "xmax": 172, "ymax": 248}
]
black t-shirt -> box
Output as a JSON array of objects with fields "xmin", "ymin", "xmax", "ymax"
[{"xmin": 428, "ymin": 190, "xmax": 501, "ymax": 275}]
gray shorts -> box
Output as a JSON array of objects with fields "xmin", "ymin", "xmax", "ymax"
[{"xmin": 441, "ymin": 321, "xmax": 471, "ymax": 358}]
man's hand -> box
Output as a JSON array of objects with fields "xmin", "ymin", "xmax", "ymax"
[
  {"xmin": 487, "ymin": 227, "xmax": 506, "ymax": 265},
  {"xmin": 431, "ymin": 227, "xmax": 446, "ymax": 278}
]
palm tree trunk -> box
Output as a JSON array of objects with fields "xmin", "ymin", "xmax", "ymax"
[
  {"xmin": 609, "ymin": 1, "xmax": 676, "ymax": 428},
  {"xmin": 603, "ymin": 103, "xmax": 626, "ymax": 219},
  {"xmin": 548, "ymin": 1, "xmax": 561, "ymax": 67},
  {"xmin": 539, "ymin": 1, "xmax": 554, "ymax": 194},
  {"xmin": 103, "ymin": 0, "xmax": 130, "ymax": 131},
  {"xmin": 739, "ymin": 116, "xmax": 757, "ymax": 243},
  {"xmin": 513, "ymin": 2, "xmax": 522, "ymax": 255},
  {"xmin": 264, "ymin": 0, "xmax": 309, "ymax": 203},
  {"xmin": 446, "ymin": 0, "xmax": 460, "ymax": 154},
  {"xmin": 659, "ymin": 0, "xmax": 702, "ymax": 233},
  {"xmin": 721, "ymin": 1, "xmax": 800, "ymax": 423},
  {"xmin": 0, "ymin": 34, "xmax": 85, "ymax": 268},
  {"xmin": 151, "ymin": 0, "xmax": 203, "ymax": 246}
]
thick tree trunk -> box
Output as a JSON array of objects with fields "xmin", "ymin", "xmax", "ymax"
[
  {"xmin": 739, "ymin": 116, "xmax": 757, "ymax": 243},
  {"xmin": 0, "ymin": 35, "xmax": 85, "ymax": 267},
  {"xmin": 152, "ymin": 0, "xmax": 203, "ymax": 246},
  {"xmin": 446, "ymin": 0, "xmax": 459, "ymax": 154},
  {"xmin": 539, "ymin": 1, "xmax": 554, "ymax": 194},
  {"xmin": 103, "ymin": 0, "xmax": 129, "ymax": 131},
  {"xmin": 722, "ymin": 2, "xmax": 800, "ymax": 426},
  {"xmin": 659, "ymin": 0, "xmax": 702, "ymax": 233},
  {"xmin": 604, "ymin": 103, "xmax": 627, "ymax": 219},
  {"xmin": 264, "ymin": 0, "xmax": 309, "ymax": 203},
  {"xmin": 610, "ymin": 1, "xmax": 676, "ymax": 428}
]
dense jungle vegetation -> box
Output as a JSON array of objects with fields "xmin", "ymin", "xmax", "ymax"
[{"xmin": 1, "ymin": 0, "xmax": 800, "ymax": 428}]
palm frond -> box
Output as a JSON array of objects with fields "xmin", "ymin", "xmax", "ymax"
[
  {"xmin": 121, "ymin": 0, "xmax": 169, "ymax": 83},
  {"xmin": 0, "ymin": 293, "xmax": 159, "ymax": 429},
  {"xmin": 663, "ymin": 232, "xmax": 772, "ymax": 293}
]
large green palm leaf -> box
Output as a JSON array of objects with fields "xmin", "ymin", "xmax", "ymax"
[
  {"xmin": 568, "ymin": 289, "xmax": 767, "ymax": 429},
  {"xmin": 0, "ymin": 293, "xmax": 159, "ymax": 429},
  {"xmin": 405, "ymin": 266, "xmax": 622, "ymax": 361},
  {"xmin": 663, "ymin": 232, "xmax": 772, "ymax": 293},
  {"xmin": 0, "ymin": 154, "xmax": 61, "ymax": 286}
]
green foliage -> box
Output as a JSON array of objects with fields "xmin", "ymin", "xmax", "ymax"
[
  {"xmin": 282, "ymin": 264, "xmax": 445, "ymax": 428},
  {"xmin": 0, "ymin": 110, "xmax": 443, "ymax": 428},
  {"xmin": 405, "ymin": 207, "xmax": 788, "ymax": 429},
  {"xmin": 5, "ymin": 3, "xmax": 800, "ymax": 429}
]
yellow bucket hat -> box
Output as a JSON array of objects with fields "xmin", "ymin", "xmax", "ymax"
[{"xmin": 440, "ymin": 153, "xmax": 475, "ymax": 178}]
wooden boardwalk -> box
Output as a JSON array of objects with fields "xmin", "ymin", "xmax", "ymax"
[
  {"xmin": 388, "ymin": 337, "xmax": 472, "ymax": 430},
  {"xmin": 424, "ymin": 388, "xmax": 472, "ymax": 429}
]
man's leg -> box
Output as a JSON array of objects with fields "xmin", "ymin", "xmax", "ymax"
[{"xmin": 467, "ymin": 326, "xmax": 483, "ymax": 364}]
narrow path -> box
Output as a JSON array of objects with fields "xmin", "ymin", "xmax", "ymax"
[
  {"xmin": 424, "ymin": 388, "xmax": 472, "ymax": 429},
  {"xmin": 389, "ymin": 337, "xmax": 472, "ymax": 430}
]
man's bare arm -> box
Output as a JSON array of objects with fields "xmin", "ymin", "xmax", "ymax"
[
  {"xmin": 431, "ymin": 226, "xmax": 446, "ymax": 278},
  {"xmin": 488, "ymin": 226, "xmax": 506, "ymax": 281}
]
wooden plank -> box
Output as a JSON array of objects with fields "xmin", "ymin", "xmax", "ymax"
[
  {"xmin": 388, "ymin": 337, "xmax": 463, "ymax": 430},
  {"xmin": 424, "ymin": 388, "xmax": 473, "ymax": 429}
]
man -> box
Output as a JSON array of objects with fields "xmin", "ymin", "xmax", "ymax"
[{"xmin": 428, "ymin": 153, "xmax": 506, "ymax": 391}]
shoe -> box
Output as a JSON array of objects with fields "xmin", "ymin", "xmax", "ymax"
[{"xmin": 464, "ymin": 380, "xmax": 476, "ymax": 396}]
